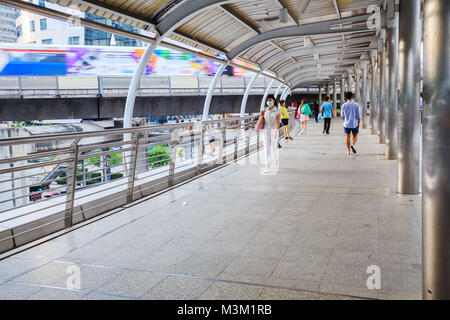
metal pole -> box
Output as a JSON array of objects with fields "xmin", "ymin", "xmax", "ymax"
[
  {"xmin": 318, "ymin": 86, "xmax": 322, "ymax": 107},
  {"xmin": 202, "ymin": 63, "xmax": 228, "ymax": 121},
  {"xmin": 333, "ymin": 81, "xmax": 337, "ymax": 113},
  {"xmin": 64, "ymin": 138, "xmax": 80, "ymax": 228},
  {"xmin": 240, "ymin": 72, "xmax": 258, "ymax": 117},
  {"xmin": 385, "ymin": 3, "xmax": 399, "ymax": 160},
  {"xmin": 422, "ymin": 0, "xmax": 450, "ymax": 300},
  {"xmin": 260, "ymin": 79, "xmax": 276, "ymax": 111},
  {"xmin": 347, "ymin": 73, "xmax": 353, "ymax": 93},
  {"xmin": 124, "ymin": 35, "xmax": 162, "ymax": 130},
  {"xmin": 361, "ymin": 63, "xmax": 369, "ymax": 129},
  {"xmin": 355, "ymin": 67, "xmax": 361, "ymax": 103},
  {"xmin": 397, "ymin": 0, "xmax": 422, "ymax": 195},
  {"xmin": 378, "ymin": 33, "xmax": 387, "ymax": 144},
  {"xmin": 370, "ymin": 51, "xmax": 378, "ymax": 134},
  {"xmin": 326, "ymin": 84, "xmax": 330, "ymax": 98}
]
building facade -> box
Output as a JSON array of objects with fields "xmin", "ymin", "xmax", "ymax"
[
  {"xmin": 0, "ymin": 4, "xmax": 19, "ymax": 43},
  {"xmin": 15, "ymin": 0, "xmax": 141, "ymax": 47}
]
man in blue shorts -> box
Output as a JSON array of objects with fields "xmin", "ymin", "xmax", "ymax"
[{"xmin": 341, "ymin": 91, "xmax": 361, "ymax": 155}]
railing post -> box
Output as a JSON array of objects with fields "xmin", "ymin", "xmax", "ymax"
[
  {"xmin": 245, "ymin": 119, "xmax": 250, "ymax": 156},
  {"xmin": 56, "ymin": 76, "xmax": 60, "ymax": 98},
  {"xmin": 197, "ymin": 75, "xmax": 201, "ymax": 93},
  {"xmin": 64, "ymin": 138, "xmax": 80, "ymax": 229},
  {"xmin": 220, "ymin": 76, "xmax": 223, "ymax": 93},
  {"xmin": 234, "ymin": 128, "xmax": 240, "ymax": 161},
  {"xmin": 168, "ymin": 130, "xmax": 178, "ymax": 187},
  {"xmin": 218, "ymin": 123, "xmax": 225, "ymax": 165},
  {"xmin": 168, "ymin": 76, "xmax": 172, "ymax": 95},
  {"xmin": 220, "ymin": 124, "xmax": 227, "ymax": 164},
  {"xmin": 98, "ymin": 76, "xmax": 104, "ymax": 96},
  {"xmin": 18, "ymin": 76, "xmax": 22, "ymax": 97},
  {"xmin": 196, "ymin": 126, "xmax": 204, "ymax": 175},
  {"xmin": 126, "ymin": 134, "xmax": 140, "ymax": 203}
]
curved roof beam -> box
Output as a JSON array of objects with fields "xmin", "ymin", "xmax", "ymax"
[
  {"xmin": 285, "ymin": 67, "xmax": 346, "ymax": 82},
  {"xmin": 276, "ymin": 57, "xmax": 364, "ymax": 77},
  {"xmin": 260, "ymin": 38, "xmax": 375, "ymax": 70},
  {"xmin": 227, "ymin": 13, "xmax": 385, "ymax": 60},
  {"xmin": 156, "ymin": 0, "xmax": 234, "ymax": 36}
]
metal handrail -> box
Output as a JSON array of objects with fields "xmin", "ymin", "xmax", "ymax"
[
  {"xmin": 0, "ymin": 113, "xmax": 297, "ymax": 254},
  {"xmin": 0, "ymin": 75, "xmax": 274, "ymax": 98},
  {"xmin": 0, "ymin": 115, "xmax": 256, "ymax": 147}
]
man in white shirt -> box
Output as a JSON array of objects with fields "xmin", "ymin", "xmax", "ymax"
[{"xmin": 341, "ymin": 91, "xmax": 361, "ymax": 155}]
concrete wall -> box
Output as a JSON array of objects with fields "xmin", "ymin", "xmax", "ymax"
[{"xmin": 0, "ymin": 95, "xmax": 265, "ymax": 121}]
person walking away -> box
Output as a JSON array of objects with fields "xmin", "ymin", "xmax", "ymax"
[
  {"xmin": 259, "ymin": 95, "xmax": 281, "ymax": 174},
  {"xmin": 320, "ymin": 96, "xmax": 334, "ymax": 134},
  {"xmin": 341, "ymin": 92, "xmax": 361, "ymax": 155},
  {"xmin": 280, "ymin": 100, "xmax": 293, "ymax": 140},
  {"xmin": 299, "ymin": 99, "xmax": 312, "ymax": 135},
  {"xmin": 313, "ymin": 102, "xmax": 319, "ymax": 123}
]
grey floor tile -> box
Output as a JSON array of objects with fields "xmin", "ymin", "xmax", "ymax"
[
  {"xmin": 50, "ymin": 264, "xmax": 125, "ymax": 292},
  {"xmin": 171, "ymin": 253, "xmax": 236, "ymax": 278},
  {"xmin": 0, "ymin": 281, "xmax": 43, "ymax": 299},
  {"xmin": 13, "ymin": 261, "xmax": 70, "ymax": 286},
  {"xmin": 328, "ymin": 249, "xmax": 379, "ymax": 268},
  {"xmin": 281, "ymin": 246, "xmax": 332, "ymax": 263},
  {"xmin": 142, "ymin": 276, "xmax": 213, "ymax": 300},
  {"xmin": 0, "ymin": 257, "xmax": 49, "ymax": 281},
  {"xmin": 239, "ymin": 244, "xmax": 288, "ymax": 260},
  {"xmin": 95, "ymin": 270, "xmax": 167, "ymax": 298},
  {"xmin": 198, "ymin": 281, "xmax": 264, "ymax": 300},
  {"xmin": 58, "ymin": 244, "xmax": 118, "ymax": 264},
  {"xmin": 26, "ymin": 287, "xmax": 87, "ymax": 300},
  {"xmin": 258, "ymin": 287, "xmax": 360, "ymax": 300},
  {"xmin": 318, "ymin": 283, "xmax": 378, "ymax": 300},
  {"xmin": 13, "ymin": 241, "xmax": 75, "ymax": 260},
  {"xmin": 221, "ymin": 256, "xmax": 279, "ymax": 277},
  {"xmin": 271, "ymin": 260, "xmax": 327, "ymax": 282},
  {"xmin": 80, "ymin": 292, "xmax": 133, "ymax": 300}
]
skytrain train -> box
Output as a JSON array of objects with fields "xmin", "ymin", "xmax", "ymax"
[{"xmin": 0, "ymin": 43, "xmax": 253, "ymax": 77}]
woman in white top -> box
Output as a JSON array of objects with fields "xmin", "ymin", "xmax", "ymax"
[{"xmin": 259, "ymin": 95, "xmax": 281, "ymax": 173}]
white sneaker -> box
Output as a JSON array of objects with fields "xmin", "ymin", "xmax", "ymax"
[{"xmin": 347, "ymin": 151, "xmax": 352, "ymax": 155}]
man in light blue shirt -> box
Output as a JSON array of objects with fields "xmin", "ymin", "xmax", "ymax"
[
  {"xmin": 341, "ymin": 91, "xmax": 361, "ymax": 155},
  {"xmin": 320, "ymin": 97, "xmax": 334, "ymax": 134}
]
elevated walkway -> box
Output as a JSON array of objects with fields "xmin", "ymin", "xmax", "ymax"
[{"xmin": 0, "ymin": 121, "xmax": 421, "ymax": 300}]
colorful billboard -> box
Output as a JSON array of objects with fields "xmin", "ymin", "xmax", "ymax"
[{"xmin": 0, "ymin": 44, "xmax": 250, "ymax": 77}]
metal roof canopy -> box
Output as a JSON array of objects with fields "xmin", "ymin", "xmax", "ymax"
[{"xmin": 3, "ymin": 0, "xmax": 387, "ymax": 88}]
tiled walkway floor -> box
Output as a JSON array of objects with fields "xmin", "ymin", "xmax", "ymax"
[{"xmin": 0, "ymin": 120, "xmax": 422, "ymax": 300}]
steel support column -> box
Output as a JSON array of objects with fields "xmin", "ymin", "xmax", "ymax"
[
  {"xmin": 361, "ymin": 63, "xmax": 369, "ymax": 129},
  {"xmin": 385, "ymin": 4, "xmax": 399, "ymax": 160},
  {"xmin": 203, "ymin": 63, "xmax": 228, "ymax": 121},
  {"xmin": 397, "ymin": 0, "xmax": 422, "ymax": 194},
  {"xmin": 355, "ymin": 67, "xmax": 361, "ymax": 103},
  {"xmin": 318, "ymin": 86, "xmax": 322, "ymax": 107},
  {"xmin": 260, "ymin": 79, "xmax": 276, "ymax": 111},
  {"xmin": 240, "ymin": 72, "xmax": 258, "ymax": 117},
  {"xmin": 422, "ymin": 0, "xmax": 450, "ymax": 299},
  {"xmin": 333, "ymin": 81, "xmax": 337, "ymax": 112},
  {"xmin": 378, "ymin": 33, "xmax": 387, "ymax": 144},
  {"xmin": 124, "ymin": 36, "xmax": 162, "ymax": 130},
  {"xmin": 370, "ymin": 51, "xmax": 378, "ymax": 134},
  {"xmin": 326, "ymin": 84, "xmax": 330, "ymax": 98}
]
